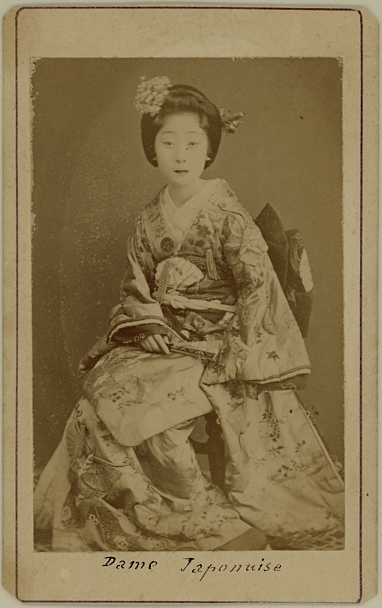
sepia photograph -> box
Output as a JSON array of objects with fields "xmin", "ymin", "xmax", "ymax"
[
  {"xmin": 2, "ymin": 5, "xmax": 378, "ymax": 604},
  {"xmin": 32, "ymin": 57, "xmax": 345, "ymax": 554}
]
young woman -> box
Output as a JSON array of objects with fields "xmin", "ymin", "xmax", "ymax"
[{"xmin": 34, "ymin": 78, "xmax": 344, "ymax": 552}]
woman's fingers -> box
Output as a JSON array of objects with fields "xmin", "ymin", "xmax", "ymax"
[
  {"xmin": 153, "ymin": 334, "xmax": 170, "ymax": 354},
  {"xmin": 140, "ymin": 334, "xmax": 170, "ymax": 354},
  {"xmin": 140, "ymin": 337, "xmax": 159, "ymax": 352},
  {"xmin": 139, "ymin": 338, "xmax": 152, "ymax": 352},
  {"xmin": 170, "ymin": 295, "xmax": 186, "ymax": 309},
  {"xmin": 146, "ymin": 335, "xmax": 162, "ymax": 352}
]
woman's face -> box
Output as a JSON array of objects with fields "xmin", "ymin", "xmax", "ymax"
[{"xmin": 154, "ymin": 112, "xmax": 210, "ymax": 189}]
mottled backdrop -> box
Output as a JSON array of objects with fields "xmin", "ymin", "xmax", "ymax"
[{"xmin": 31, "ymin": 58, "xmax": 343, "ymax": 470}]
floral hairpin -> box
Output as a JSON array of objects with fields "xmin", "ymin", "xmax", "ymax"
[
  {"xmin": 134, "ymin": 76, "xmax": 244, "ymax": 135},
  {"xmin": 219, "ymin": 108, "xmax": 245, "ymax": 135},
  {"xmin": 134, "ymin": 76, "xmax": 172, "ymax": 116}
]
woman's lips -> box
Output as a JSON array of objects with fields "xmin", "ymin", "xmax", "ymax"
[{"xmin": 175, "ymin": 170, "xmax": 188, "ymax": 174}]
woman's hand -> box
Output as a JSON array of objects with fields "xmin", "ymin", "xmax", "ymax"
[
  {"xmin": 140, "ymin": 334, "xmax": 170, "ymax": 355},
  {"xmin": 161, "ymin": 291, "xmax": 186, "ymax": 309}
]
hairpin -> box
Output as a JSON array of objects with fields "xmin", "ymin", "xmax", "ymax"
[
  {"xmin": 134, "ymin": 76, "xmax": 244, "ymax": 135},
  {"xmin": 219, "ymin": 108, "xmax": 245, "ymax": 135},
  {"xmin": 134, "ymin": 76, "xmax": 172, "ymax": 116}
]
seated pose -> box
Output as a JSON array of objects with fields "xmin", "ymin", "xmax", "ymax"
[{"xmin": 34, "ymin": 77, "xmax": 344, "ymax": 552}]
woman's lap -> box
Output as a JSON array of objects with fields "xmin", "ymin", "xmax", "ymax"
[{"xmin": 34, "ymin": 350, "xmax": 344, "ymax": 552}]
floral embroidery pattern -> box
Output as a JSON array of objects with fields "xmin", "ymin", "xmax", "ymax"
[
  {"xmin": 245, "ymin": 383, "xmax": 260, "ymax": 400},
  {"xmin": 260, "ymin": 409, "xmax": 284, "ymax": 448},
  {"xmin": 181, "ymin": 505, "xmax": 239, "ymax": 540},
  {"xmin": 227, "ymin": 379, "xmax": 246, "ymax": 411},
  {"xmin": 100, "ymin": 432, "xmax": 117, "ymax": 447},
  {"xmin": 196, "ymin": 224, "xmax": 211, "ymax": 239},
  {"xmin": 113, "ymin": 535, "xmax": 130, "ymax": 550},
  {"xmin": 167, "ymin": 387, "xmax": 186, "ymax": 401}
]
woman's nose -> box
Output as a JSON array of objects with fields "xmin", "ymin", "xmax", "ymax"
[{"xmin": 175, "ymin": 145, "xmax": 188, "ymax": 162}]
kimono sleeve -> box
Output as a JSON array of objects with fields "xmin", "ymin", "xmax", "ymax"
[
  {"xmin": 106, "ymin": 225, "xmax": 170, "ymax": 345},
  {"xmin": 78, "ymin": 224, "xmax": 168, "ymax": 376},
  {"xmin": 202, "ymin": 211, "xmax": 311, "ymax": 385},
  {"xmin": 222, "ymin": 212, "xmax": 270, "ymax": 348}
]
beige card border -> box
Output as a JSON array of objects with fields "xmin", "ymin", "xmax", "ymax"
[{"xmin": 2, "ymin": 4, "xmax": 378, "ymax": 604}]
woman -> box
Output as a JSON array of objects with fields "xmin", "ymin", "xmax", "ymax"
[{"xmin": 34, "ymin": 77, "xmax": 344, "ymax": 552}]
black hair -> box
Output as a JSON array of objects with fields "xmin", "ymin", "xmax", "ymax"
[{"xmin": 140, "ymin": 84, "xmax": 222, "ymax": 169}]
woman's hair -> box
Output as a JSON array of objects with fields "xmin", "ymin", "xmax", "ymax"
[{"xmin": 141, "ymin": 85, "xmax": 222, "ymax": 169}]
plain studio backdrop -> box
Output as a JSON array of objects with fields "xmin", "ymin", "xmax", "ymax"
[{"xmin": 31, "ymin": 58, "xmax": 343, "ymax": 472}]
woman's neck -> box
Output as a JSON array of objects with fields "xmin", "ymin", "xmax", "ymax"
[{"xmin": 169, "ymin": 179, "xmax": 206, "ymax": 208}]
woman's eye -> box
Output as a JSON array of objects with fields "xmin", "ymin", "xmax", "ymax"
[{"xmin": 188, "ymin": 141, "xmax": 199, "ymax": 147}]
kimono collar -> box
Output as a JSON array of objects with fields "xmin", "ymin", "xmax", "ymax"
[
  {"xmin": 161, "ymin": 179, "xmax": 222, "ymax": 253},
  {"xmin": 164, "ymin": 179, "xmax": 220, "ymax": 220},
  {"xmin": 142, "ymin": 178, "xmax": 222, "ymax": 260}
]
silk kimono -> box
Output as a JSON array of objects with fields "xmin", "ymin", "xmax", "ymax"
[{"xmin": 34, "ymin": 178, "xmax": 344, "ymax": 552}]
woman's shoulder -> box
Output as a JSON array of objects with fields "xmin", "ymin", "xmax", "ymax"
[
  {"xmin": 213, "ymin": 179, "xmax": 254, "ymax": 225},
  {"xmin": 137, "ymin": 187, "xmax": 166, "ymax": 220},
  {"xmin": 211, "ymin": 180, "xmax": 267, "ymax": 250}
]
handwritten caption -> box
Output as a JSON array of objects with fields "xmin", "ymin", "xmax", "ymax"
[{"xmin": 102, "ymin": 556, "xmax": 282, "ymax": 581}]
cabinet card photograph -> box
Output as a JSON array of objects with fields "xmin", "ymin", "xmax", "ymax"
[{"xmin": 2, "ymin": 5, "xmax": 378, "ymax": 604}]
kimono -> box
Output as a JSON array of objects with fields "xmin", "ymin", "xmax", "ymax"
[{"xmin": 34, "ymin": 178, "xmax": 344, "ymax": 552}]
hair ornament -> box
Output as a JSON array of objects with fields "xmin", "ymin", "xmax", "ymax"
[
  {"xmin": 134, "ymin": 76, "xmax": 172, "ymax": 116},
  {"xmin": 219, "ymin": 108, "xmax": 245, "ymax": 135},
  {"xmin": 134, "ymin": 76, "xmax": 244, "ymax": 136}
]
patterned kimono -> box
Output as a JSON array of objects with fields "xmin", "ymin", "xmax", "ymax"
[{"xmin": 34, "ymin": 178, "xmax": 344, "ymax": 552}]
